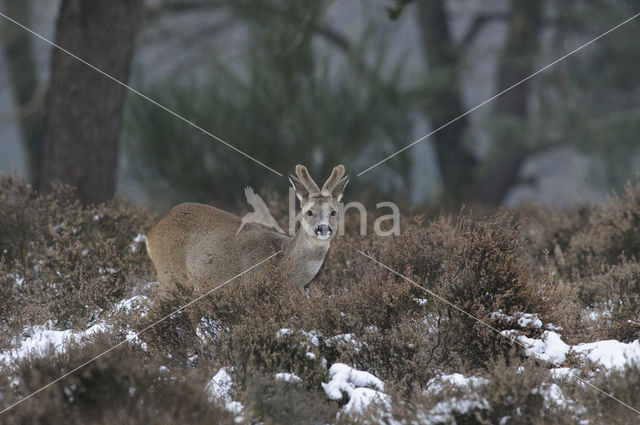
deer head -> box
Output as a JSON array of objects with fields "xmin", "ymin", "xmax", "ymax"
[{"xmin": 289, "ymin": 164, "xmax": 349, "ymax": 242}]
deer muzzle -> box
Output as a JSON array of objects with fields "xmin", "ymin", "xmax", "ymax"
[{"xmin": 314, "ymin": 224, "xmax": 332, "ymax": 240}]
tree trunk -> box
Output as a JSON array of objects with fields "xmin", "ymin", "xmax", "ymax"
[
  {"xmin": 416, "ymin": 0, "xmax": 478, "ymax": 205},
  {"xmin": 473, "ymin": 0, "xmax": 543, "ymax": 206},
  {"xmin": 38, "ymin": 0, "xmax": 143, "ymax": 204},
  {"xmin": 0, "ymin": 0, "xmax": 45, "ymax": 183}
]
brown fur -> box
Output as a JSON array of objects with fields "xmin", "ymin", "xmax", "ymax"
[{"xmin": 146, "ymin": 165, "xmax": 348, "ymax": 297}]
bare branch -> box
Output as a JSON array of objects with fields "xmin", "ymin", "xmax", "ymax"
[{"xmin": 314, "ymin": 23, "xmax": 350, "ymax": 52}]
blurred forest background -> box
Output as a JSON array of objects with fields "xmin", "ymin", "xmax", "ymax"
[{"xmin": 1, "ymin": 0, "xmax": 639, "ymax": 212}]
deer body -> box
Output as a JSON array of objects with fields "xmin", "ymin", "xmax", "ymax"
[{"xmin": 146, "ymin": 165, "xmax": 348, "ymax": 296}]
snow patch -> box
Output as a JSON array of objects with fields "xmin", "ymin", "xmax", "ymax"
[
  {"xmin": 421, "ymin": 395, "xmax": 489, "ymax": 424},
  {"xmin": 426, "ymin": 373, "xmax": 489, "ymax": 393},
  {"xmin": 0, "ymin": 322, "xmax": 108, "ymax": 367},
  {"xmin": 490, "ymin": 310, "xmax": 542, "ymax": 328},
  {"xmin": 506, "ymin": 328, "xmax": 640, "ymax": 370},
  {"xmin": 205, "ymin": 368, "xmax": 244, "ymax": 415},
  {"xmin": 550, "ymin": 367, "xmax": 580, "ymax": 380},
  {"xmin": 325, "ymin": 333, "xmax": 362, "ymax": 352},
  {"xmin": 344, "ymin": 387, "xmax": 391, "ymax": 415},
  {"xmin": 275, "ymin": 372, "xmax": 302, "ymax": 383},
  {"xmin": 502, "ymin": 330, "xmax": 570, "ymax": 364},
  {"xmin": 130, "ymin": 234, "xmax": 147, "ymax": 253},
  {"xmin": 322, "ymin": 363, "xmax": 387, "ymax": 415},
  {"xmin": 275, "ymin": 328, "xmax": 292, "ymax": 339},
  {"xmin": 114, "ymin": 295, "xmax": 149, "ymax": 317},
  {"xmin": 572, "ymin": 339, "xmax": 640, "ymax": 369}
]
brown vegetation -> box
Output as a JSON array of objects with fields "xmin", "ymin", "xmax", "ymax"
[{"xmin": 1, "ymin": 175, "xmax": 639, "ymax": 423}]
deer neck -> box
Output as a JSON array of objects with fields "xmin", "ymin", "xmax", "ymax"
[{"xmin": 282, "ymin": 230, "xmax": 330, "ymax": 287}]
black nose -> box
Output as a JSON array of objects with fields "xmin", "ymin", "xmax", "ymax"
[{"xmin": 314, "ymin": 224, "xmax": 332, "ymax": 235}]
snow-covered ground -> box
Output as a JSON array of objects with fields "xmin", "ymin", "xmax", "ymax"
[
  {"xmin": 2, "ymin": 292, "xmax": 639, "ymax": 423},
  {"xmin": 503, "ymin": 329, "xmax": 640, "ymax": 370},
  {"xmin": 0, "ymin": 293, "xmax": 152, "ymax": 370}
]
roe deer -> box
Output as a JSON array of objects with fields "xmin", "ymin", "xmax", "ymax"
[{"xmin": 146, "ymin": 164, "xmax": 349, "ymax": 297}]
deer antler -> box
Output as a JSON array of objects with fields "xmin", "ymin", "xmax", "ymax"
[
  {"xmin": 295, "ymin": 165, "xmax": 320, "ymax": 193},
  {"xmin": 321, "ymin": 164, "xmax": 345, "ymax": 193}
]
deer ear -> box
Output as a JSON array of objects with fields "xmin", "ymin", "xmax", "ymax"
[
  {"xmin": 289, "ymin": 173, "xmax": 309, "ymax": 202},
  {"xmin": 331, "ymin": 175, "xmax": 349, "ymax": 202}
]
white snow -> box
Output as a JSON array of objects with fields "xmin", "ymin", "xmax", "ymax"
[
  {"xmin": 325, "ymin": 333, "xmax": 362, "ymax": 352},
  {"xmin": 502, "ymin": 330, "xmax": 570, "ymax": 364},
  {"xmin": 533, "ymin": 383, "xmax": 567, "ymax": 408},
  {"xmin": 550, "ymin": 367, "xmax": 580, "ymax": 380},
  {"xmin": 0, "ymin": 322, "xmax": 107, "ymax": 367},
  {"xmin": 130, "ymin": 234, "xmax": 147, "ymax": 253},
  {"xmin": 344, "ymin": 387, "xmax": 391, "ymax": 415},
  {"xmin": 322, "ymin": 364, "xmax": 389, "ymax": 416},
  {"xmin": 504, "ymin": 326, "xmax": 640, "ymax": 371},
  {"xmin": 572, "ymin": 339, "xmax": 640, "ymax": 369},
  {"xmin": 322, "ymin": 363, "xmax": 388, "ymax": 416},
  {"xmin": 422, "ymin": 395, "xmax": 489, "ymax": 424},
  {"xmin": 426, "ymin": 373, "xmax": 489, "ymax": 393},
  {"xmin": 197, "ymin": 317, "xmax": 225, "ymax": 344},
  {"xmin": 299, "ymin": 330, "xmax": 322, "ymax": 347},
  {"xmin": 546, "ymin": 323, "xmax": 563, "ymax": 331},
  {"xmin": 114, "ymin": 295, "xmax": 149, "ymax": 317},
  {"xmin": 517, "ymin": 313, "xmax": 543, "ymax": 329},
  {"xmin": 13, "ymin": 275, "xmax": 24, "ymax": 287},
  {"xmin": 490, "ymin": 310, "xmax": 542, "ymax": 328},
  {"xmin": 275, "ymin": 372, "xmax": 302, "ymax": 383},
  {"xmin": 205, "ymin": 368, "xmax": 244, "ymax": 415},
  {"xmin": 276, "ymin": 328, "xmax": 292, "ymax": 339},
  {"xmin": 124, "ymin": 330, "xmax": 148, "ymax": 351}
]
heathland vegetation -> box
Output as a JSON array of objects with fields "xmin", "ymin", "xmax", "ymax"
[{"xmin": 1, "ymin": 174, "xmax": 639, "ymax": 424}]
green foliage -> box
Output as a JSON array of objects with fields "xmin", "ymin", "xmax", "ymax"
[{"xmin": 124, "ymin": 0, "xmax": 412, "ymax": 206}]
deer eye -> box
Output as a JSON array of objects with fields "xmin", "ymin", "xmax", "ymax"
[
  {"xmin": 306, "ymin": 210, "xmax": 313, "ymax": 217},
  {"xmin": 330, "ymin": 210, "xmax": 337, "ymax": 217}
]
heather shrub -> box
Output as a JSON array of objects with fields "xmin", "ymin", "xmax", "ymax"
[
  {"xmin": 219, "ymin": 317, "xmax": 327, "ymax": 391},
  {"xmin": 574, "ymin": 261, "xmax": 640, "ymax": 342},
  {"xmin": 361, "ymin": 211, "xmax": 554, "ymax": 370},
  {"xmin": 527, "ymin": 180, "xmax": 640, "ymax": 278},
  {"xmin": 0, "ymin": 175, "xmax": 155, "ymax": 333},
  {"xmin": 0, "ymin": 334, "xmax": 232, "ymax": 425},
  {"xmin": 336, "ymin": 315, "xmax": 452, "ymax": 394},
  {"xmin": 436, "ymin": 213, "xmax": 553, "ymax": 367},
  {"xmin": 573, "ymin": 363, "xmax": 640, "ymax": 425},
  {"xmin": 524, "ymin": 204, "xmax": 593, "ymax": 268},
  {"xmin": 387, "ymin": 359, "xmax": 572, "ymax": 425},
  {"xmin": 564, "ymin": 181, "xmax": 640, "ymax": 272},
  {"xmin": 244, "ymin": 374, "xmax": 337, "ymax": 425},
  {"xmin": 4, "ymin": 174, "xmax": 640, "ymax": 424}
]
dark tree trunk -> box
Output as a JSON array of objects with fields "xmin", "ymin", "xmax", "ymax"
[
  {"xmin": 38, "ymin": 0, "xmax": 143, "ymax": 204},
  {"xmin": 474, "ymin": 0, "xmax": 543, "ymax": 206},
  {"xmin": 417, "ymin": 0, "xmax": 478, "ymax": 204},
  {"xmin": 416, "ymin": 0, "xmax": 543, "ymax": 207},
  {"xmin": 0, "ymin": 0, "xmax": 45, "ymax": 183}
]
